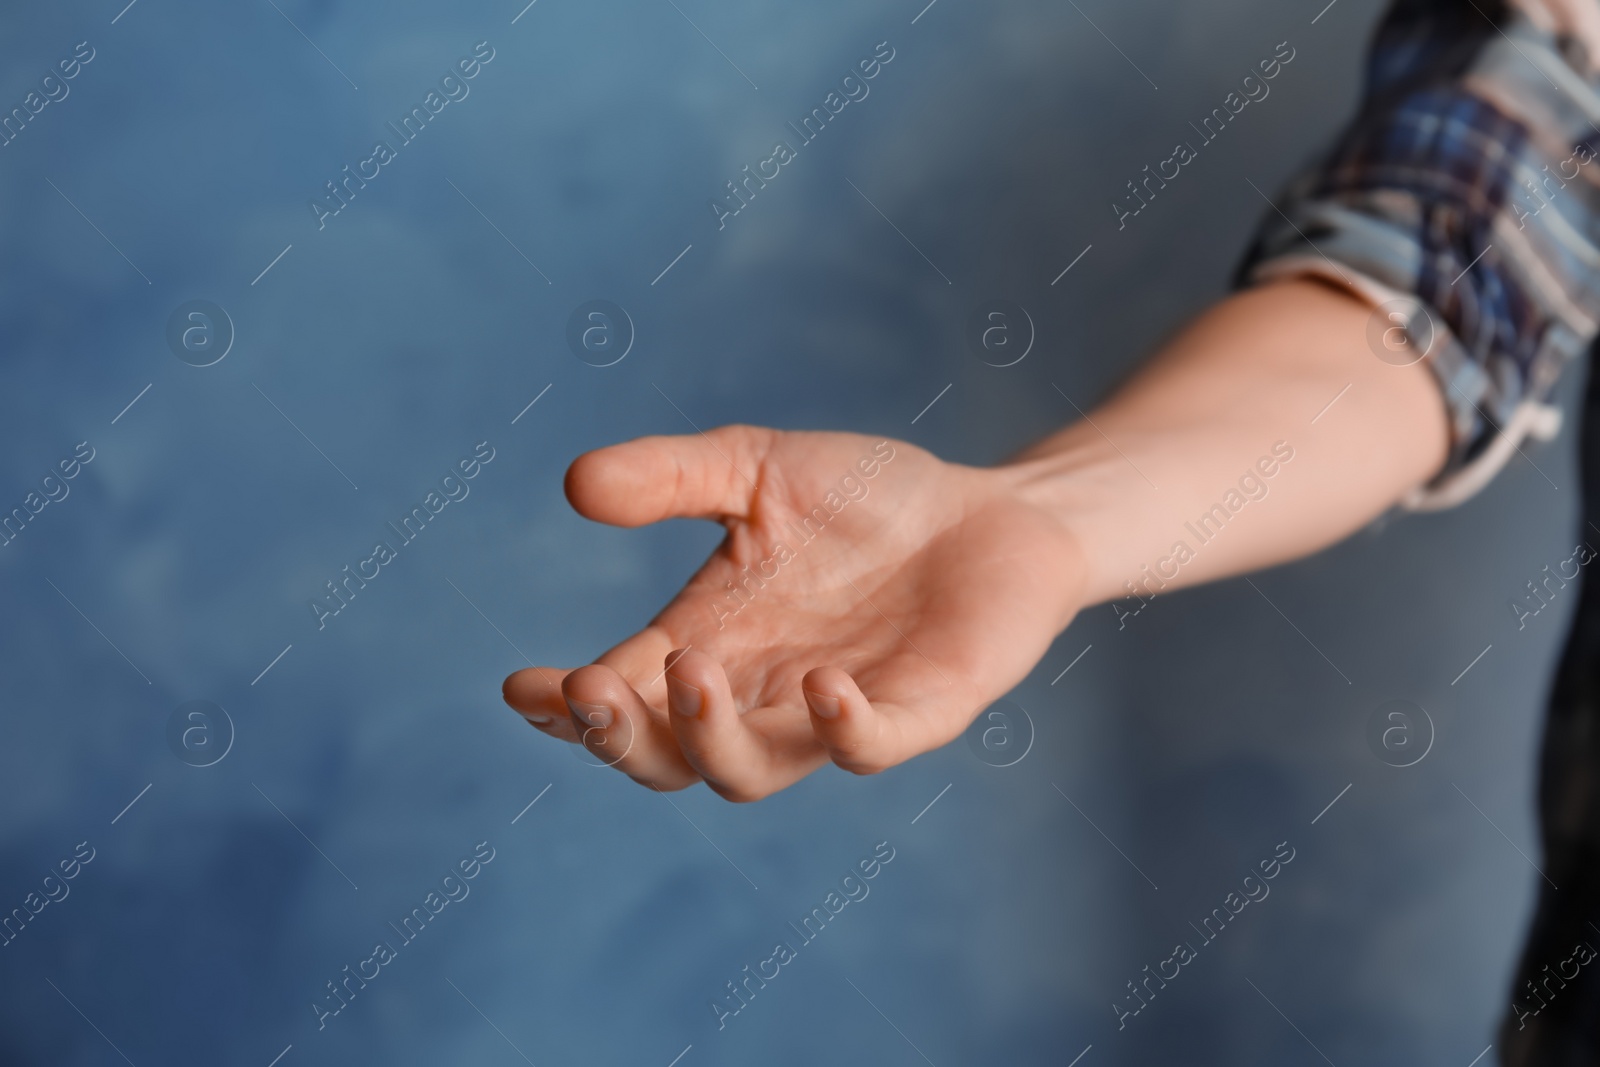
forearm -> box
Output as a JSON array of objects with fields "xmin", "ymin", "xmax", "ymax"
[
  {"xmin": 506, "ymin": 280, "xmax": 1456, "ymax": 795},
  {"xmin": 1005, "ymin": 277, "xmax": 1451, "ymax": 609}
]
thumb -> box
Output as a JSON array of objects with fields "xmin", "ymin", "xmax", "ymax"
[{"xmin": 564, "ymin": 424, "xmax": 772, "ymax": 527}]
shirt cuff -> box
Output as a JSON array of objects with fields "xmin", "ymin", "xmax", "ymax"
[{"xmin": 1248, "ymin": 252, "xmax": 1566, "ymax": 511}]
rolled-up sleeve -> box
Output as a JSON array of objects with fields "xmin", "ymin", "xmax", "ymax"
[{"xmin": 1237, "ymin": 1, "xmax": 1600, "ymax": 508}]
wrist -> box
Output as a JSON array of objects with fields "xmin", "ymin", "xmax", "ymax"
[{"xmin": 988, "ymin": 434, "xmax": 1132, "ymax": 620}]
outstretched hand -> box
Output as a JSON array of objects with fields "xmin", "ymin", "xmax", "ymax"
[{"xmin": 502, "ymin": 425, "xmax": 1087, "ymax": 801}]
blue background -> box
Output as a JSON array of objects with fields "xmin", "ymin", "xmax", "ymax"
[{"xmin": 0, "ymin": 0, "xmax": 1579, "ymax": 1063}]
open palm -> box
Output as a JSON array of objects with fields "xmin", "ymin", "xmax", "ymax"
[{"xmin": 502, "ymin": 425, "xmax": 1088, "ymax": 801}]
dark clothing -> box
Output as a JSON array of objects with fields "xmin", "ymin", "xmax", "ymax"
[{"xmin": 1503, "ymin": 349, "xmax": 1600, "ymax": 1063}]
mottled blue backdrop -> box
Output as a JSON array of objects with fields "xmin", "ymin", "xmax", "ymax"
[{"xmin": 0, "ymin": 0, "xmax": 1577, "ymax": 1064}]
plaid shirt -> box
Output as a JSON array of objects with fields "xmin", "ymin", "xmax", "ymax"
[
  {"xmin": 1239, "ymin": 0, "xmax": 1600, "ymax": 509},
  {"xmin": 1240, "ymin": 4, "xmax": 1600, "ymax": 1062}
]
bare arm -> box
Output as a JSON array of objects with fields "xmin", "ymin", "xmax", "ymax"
[
  {"xmin": 502, "ymin": 276, "xmax": 1452, "ymax": 799},
  {"xmin": 1009, "ymin": 275, "xmax": 1450, "ymax": 608}
]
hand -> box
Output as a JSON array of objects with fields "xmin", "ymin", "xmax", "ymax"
[{"xmin": 501, "ymin": 425, "xmax": 1088, "ymax": 801}]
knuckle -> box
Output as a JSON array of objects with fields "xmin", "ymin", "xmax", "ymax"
[
  {"xmin": 709, "ymin": 781, "xmax": 766, "ymax": 804},
  {"xmin": 835, "ymin": 754, "xmax": 889, "ymax": 776}
]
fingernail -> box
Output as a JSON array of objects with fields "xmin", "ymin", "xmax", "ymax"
[
  {"xmin": 523, "ymin": 713, "xmax": 553, "ymax": 725},
  {"xmin": 666, "ymin": 674, "xmax": 703, "ymax": 718},
  {"xmin": 567, "ymin": 699, "xmax": 613, "ymax": 728},
  {"xmin": 805, "ymin": 691, "xmax": 842, "ymax": 719}
]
